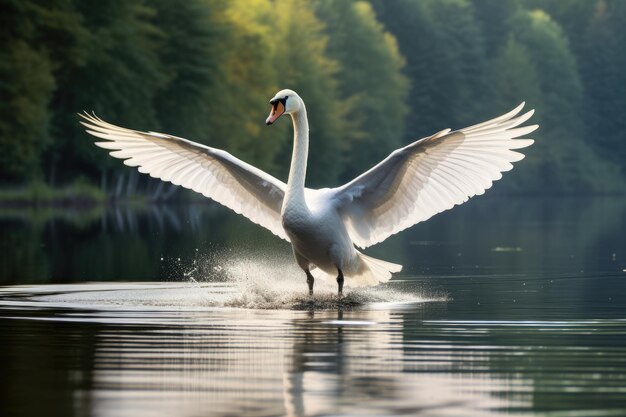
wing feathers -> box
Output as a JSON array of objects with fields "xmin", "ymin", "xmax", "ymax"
[
  {"xmin": 82, "ymin": 103, "xmax": 536, "ymax": 250},
  {"xmin": 80, "ymin": 113, "xmax": 289, "ymax": 241},
  {"xmin": 463, "ymin": 102, "xmax": 525, "ymax": 132},
  {"xmin": 332, "ymin": 103, "xmax": 537, "ymax": 248}
]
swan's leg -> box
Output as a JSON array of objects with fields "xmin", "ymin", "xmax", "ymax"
[
  {"xmin": 293, "ymin": 249, "xmax": 313, "ymax": 296},
  {"xmin": 305, "ymin": 269, "xmax": 314, "ymax": 296},
  {"xmin": 336, "ymin": 269, "xmax": 344, "ymax": 297}
]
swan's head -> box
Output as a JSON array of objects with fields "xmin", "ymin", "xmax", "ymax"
[{"xmin": 266, "ymin": 89, "xmax": 302, "ymax": 125}]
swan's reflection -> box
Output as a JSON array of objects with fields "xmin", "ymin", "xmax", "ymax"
[
  {"xmin": 85, "ymin": 303, "xmax": 530, "ymax": 417},
  {"xmin": 283, "ymin": 308, "xmax": 404, "ymax": 417}
]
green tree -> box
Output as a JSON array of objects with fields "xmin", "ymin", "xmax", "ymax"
[
  {"xmin": 523, "ymin": 0, "xmax": 597, "ymax": 56},
  {"xmin": 43, "ymin": 0, "xmax": 165, "ymax": 184},
  {"xmin": 0, "ymin": 1, "xmax": 56, "ymax": 181},
  {"xmin": 428, "ymin": 0, "xmax": 489, "ymax": 125},
  {"xmin": 151, "ymin": 0, "xmax": 228, "ymax": 141},
  {"xmin": 203, "ymin": 0, "xmax": 287, "ymax": 174},
  {"xmin": 1, "ymin": 0, "xmax": 624, "ymax": 195},
  {"xmin": 270, "ymin": 0, "xmax": 346, "ymax": 187},
  {"xmin": 314, "ymin": 0, "xmax": 409, "ymax": 182},
  {"xmin": 500, "ymin": 10, "xmax": 620, "ymax": 191},
  {"xmin": 372, "ymin": 0, "xmax": 488, "ymax": 138},
  {"xmin": 489, "ymin": 37, "xmax": 544, "ymax": 190},
  {"xmin": 0, "ymin": 41, "xmax": 55, "ymax": 181},
  {"xmin": 581, "ymin": 0, "xmax": 626, "ymax": 177},
  {"xmin": 472, "ymin": 0, "xmax": 520, "ymax": 56}
]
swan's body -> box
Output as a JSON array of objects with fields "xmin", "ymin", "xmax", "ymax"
[{"xmin": 81, "ymin": 89, "xmax": 537, "ymax": 295}]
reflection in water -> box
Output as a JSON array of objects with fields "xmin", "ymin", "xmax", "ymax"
[
  {"xmin": 1, "ymin": 196, "xmax": 626, "ymax": 417},
  {"xmin": 1, "ymin": 275, "xmax": 626, "ymax": 417},
  {"xmin": 1, "ymin": 197, "xmax": 625, "ymax": 285},
  {"xmin": 0, "ymin": 285, "xmax": 525, "ymax": 417}
]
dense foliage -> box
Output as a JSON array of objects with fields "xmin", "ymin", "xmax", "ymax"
[{"xmin": 0, "ymin": 0, "xmax": 623, "ymax": 193}]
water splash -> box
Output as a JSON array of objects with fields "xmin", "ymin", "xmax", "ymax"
[
  {"xmin": 201, "ymin": 250, "xmax": 445, "ymax": 310},
  {"xmin": 29, "ymin": 250, "xmax": 446, "ymax": 311}
]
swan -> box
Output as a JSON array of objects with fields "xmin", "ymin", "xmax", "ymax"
[{"xmin": 80, "ymin": 89, "xmax": 537, "ymax": 295}]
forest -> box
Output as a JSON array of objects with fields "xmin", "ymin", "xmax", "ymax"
[{"xmin": 1, "ymin": 0, "xmax": 624, "ymax": 198}]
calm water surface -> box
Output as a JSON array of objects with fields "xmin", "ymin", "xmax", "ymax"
[{"xmin": 1, "ymin": 196, "xmax": 625, "ymax": 417}]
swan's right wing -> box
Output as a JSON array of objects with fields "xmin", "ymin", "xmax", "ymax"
[
  {"xmin": 330, "ymin": 103, "xmax": 537, "ymax": 248},
  {"xmin": 80, "ymin": 113, "xmax": 289, "ymax": 241}
]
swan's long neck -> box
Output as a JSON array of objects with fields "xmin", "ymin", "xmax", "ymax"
[{"xmin": 283, "ymin": 106, "xmax": 309, "ymax": 212}]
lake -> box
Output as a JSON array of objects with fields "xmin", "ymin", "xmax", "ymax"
[{"xmin": 1, "ymin": 196, "xmax": 625, "ymax": 417}]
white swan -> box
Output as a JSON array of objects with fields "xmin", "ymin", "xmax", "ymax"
[{"xmin": 80, "ymin": 89, "xmax": 537, "ymax": 295}]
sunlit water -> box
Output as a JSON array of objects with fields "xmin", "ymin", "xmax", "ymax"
[{"xmin": 1, "ymin": 196, "xmax": 626, "ymax": 416}]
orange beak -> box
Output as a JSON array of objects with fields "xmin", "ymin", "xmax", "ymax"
[{"xmin": 266, "ymin": 101, "xmax": 285, "ymax": 125}]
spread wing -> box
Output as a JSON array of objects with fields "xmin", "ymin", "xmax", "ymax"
[
  {"xmin": 330, "ymin": 103, "xmax": 537, "ymax": 248},
  {"xmin": 80, "ymin": 113, "xmax": 289, "ymax": 241}
]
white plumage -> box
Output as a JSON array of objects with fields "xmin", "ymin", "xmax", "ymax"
[
  {"xmin": 83, "ymin": 113, "xmax": 289, "ymax": 240},
  {"xmin": 333, "ymin": 102, "xmax": 536, "ymax": 248},
  {"xmin": 81, "ymin": 89, "xmax": 537, "ymax": 294}
]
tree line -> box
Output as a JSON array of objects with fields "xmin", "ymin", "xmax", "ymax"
[{"xmin": 0, "ymin": 0, "xmax": 624, "ymax": 193}]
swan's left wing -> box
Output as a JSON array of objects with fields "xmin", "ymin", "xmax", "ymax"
[
  {"xmin": 330, "ymin": 103, "xmax": 537, "ymax": 248},
  {"xmin": 80, "ymin": 113, "xmax": 289, "ymax": 241}
]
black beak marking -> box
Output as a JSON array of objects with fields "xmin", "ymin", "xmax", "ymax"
[{"xmin": 269, "ymin": 97, "xmax": 288, "ymax": 106}]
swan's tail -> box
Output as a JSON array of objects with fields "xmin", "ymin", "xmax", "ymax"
[
  {"xmin": 350, "ymin": 252, "xmax": 402, "ymax": 287},
  {"xmin": 309, "ymin": 252, "xmax": 402, "ymax": 288}
]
